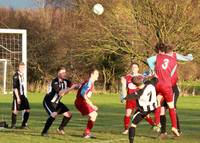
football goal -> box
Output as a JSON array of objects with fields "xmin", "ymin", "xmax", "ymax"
[{"xmin": 0, "ymin": 29, "xmax": 27, "ymax": 95}]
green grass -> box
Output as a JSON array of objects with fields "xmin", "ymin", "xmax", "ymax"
[{"xmin": 0, "ymin": 92, "xmax": 199, "ymax": 143}]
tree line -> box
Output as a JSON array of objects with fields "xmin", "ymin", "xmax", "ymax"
[{"xmin": 0, "ymin": 0, "xmax": 199, "ymax": 92}]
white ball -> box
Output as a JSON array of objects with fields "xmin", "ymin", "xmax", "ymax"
[{"xmin": 93, "ymin": 3, "xmax": 104, "ymax": 15}]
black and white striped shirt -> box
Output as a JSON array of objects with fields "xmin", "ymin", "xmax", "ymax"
[
  {"xmin": 45, "ymin": 77, "xmax": 72, "ymax": 104},
  {"xmin": 126, "ymin": 77, "xmax": 158, "ymax": 112},
  {"xmin": 13, "ymin": 71, "xmax": 25, "ymax": 98}
]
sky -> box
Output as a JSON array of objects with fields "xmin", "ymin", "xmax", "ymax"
[{"xmin": 0, "ymin": 0, "xmax": 37, "ymax": 9}]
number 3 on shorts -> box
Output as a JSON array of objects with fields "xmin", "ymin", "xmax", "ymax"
[{"xmin": 162, "ymin": 59, "xmax": 169, "ymax": 70}]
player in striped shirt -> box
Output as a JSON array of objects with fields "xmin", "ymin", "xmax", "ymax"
[
  {"xmin": 11, "ymin": 62, "xmax": 30, "ymax": 129},
  {"xmin": 41, "ymin": 67, "xmax": 79, "ymax": 136},
  {"xmin": 126, "ymin": 75, "xmax": 158, "ymax": 143}
]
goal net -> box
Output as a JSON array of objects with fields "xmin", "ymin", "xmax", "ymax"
[{"xmin": 0, "ymin": 29, "xmax": 27, "ymax": 95}]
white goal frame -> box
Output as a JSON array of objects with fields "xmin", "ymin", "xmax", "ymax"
[
  {"xmin": 0, "ymin": 59, "xmax": 7, "ymax": 94},
  {"xmin": 0, "ymin": 29, "xmax": 27, "ymax": 95}
]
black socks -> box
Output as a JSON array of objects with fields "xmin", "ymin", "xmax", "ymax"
[{"xmin": 42, "ymin": 116, "xmax": 55, "ymax": 134}]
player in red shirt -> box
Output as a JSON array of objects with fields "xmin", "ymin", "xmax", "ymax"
[
  {"xmin": 120, "ymin": 63, "xmax": 154, "ymax": 134},
  {"xmin": 159, "ymin": 45, "xmax": 193, "ymax": 138},
  {"xmin": 75, "ymin": 68, "xmax": 99, "ymax": 138},
  {"xmin": 147, "ymin": 43, "xmax": 180, "ymax": 136}
]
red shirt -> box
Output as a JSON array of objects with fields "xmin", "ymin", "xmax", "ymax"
[
  {"xmin": 155, "ymin": 53, "xmax": 177, "ymax": 86},
  {"xmin": 171, "ymin": 53, "xmax": 178, "ymax": 86},
  {"xmin": 76, "ymin": 80, "xmax": 94, "ymax": 101},
  {"xmin": 124, "ymin": 74, "xmax": 140, "ymax": 94}
]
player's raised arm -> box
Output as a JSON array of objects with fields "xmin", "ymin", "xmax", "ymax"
[
  {"xmin": 166, "ymin": 44, "xmax": 193, "ymax": 62},
  {"xmin": 147, "ymin": 55, "xmax": 157, "ymax": 71},
  {"xmin": 176, "ymin": 53, "xmax": 193, "ymax": 62}
]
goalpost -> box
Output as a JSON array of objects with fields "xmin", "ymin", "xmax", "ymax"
[
  {"xmin": 0, "ymin": 59, "xmax": 7, "ymax": 94},
  {"xmin": 0, "ymin": 29, "xmax": 27, "ymax": 95}
]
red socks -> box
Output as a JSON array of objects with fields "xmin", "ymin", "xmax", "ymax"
[
  {"xmin": 85, "ymin": 120, "xmax": 94, "ymax": 135},
  {"xmin": 124, "ymin": 116, "xmax": 130, "ymax": 130},
  {"xmin": 169, "ymin": 108, "xmax": 177, "ymax": 128},
  {"xmin": 145, "ymin": 116, "xmax": 155, "ymax": 126},
  {"xmin": 154, "ymin": 107, "xmax": 177, "ymax": 128}
]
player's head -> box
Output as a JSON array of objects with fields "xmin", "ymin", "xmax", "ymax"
[
  {"xmin": 18, "ymin": 62, "xmax": 25, "ymax": 74},
  {"xmin": 131, "ymin": 75, "xmax": 144, "ymax": 87},
  {"xmin": 89, "ymin": 67, "xmax": 99, "ymax": 82},
  {"xmin": 165, "ymin": 44, "xmax": 174, "ymax": 54},
  {"xmin": 155, "ymin": 42, "xmax": 167, "ymax": 53},
  {"xmin": 57, "ymin": 66, "xmax": 66, "ymax": 80},
  {"xmin": 130, "ymin": 62, "xmax": 139, "ymax": 74}
]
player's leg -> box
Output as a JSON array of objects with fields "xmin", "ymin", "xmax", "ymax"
[
  {"xmin": 84, "ymin": 111, "xmax": 98, "ymax": 138},
  {"xmin": 165, "ymin": 90, "xmax": 180, "ymax": 137},
  {"xmin": 173, "ymin": 85, "xmax": 179, "ymax": 108},
  {"xmin": 152, "ymin": 94, "xmax": 164, "ymax": 133},
  {"xmin": 123, "ymin": 108, "xmax": 132, "ymax": 134},
  {"xmin": 173, "ymin": 85, "xmax": 181, "ymax": 133},
  {"xmin": 144, "ymin": 114, "xmax": 155, "ymax": 126},
  {"xmin": 154, "ymin": 94, "xmax": 163, "ymax": 126},
  {"xmin": 41, "ymin": 101, "xmax": 57, "ymax": 136},
  {"xmin": 21, "ymin": 97, "xmax": 30, "ymax": 128},
  {"xmin": 129, "ymin": 111, "xmax": 147, "ymax": 143},
  {"xmin": 159, "ymin": 106, "xmax": 167, "ymax": 139},
  {"xmin": 57, "ymin": 102, "xmax": 72, "ymax": 135},
  {"xmin": 75, "ymin": 99, "xmax": 97, "ymax": 138},
  {"xmin": 11, "ymin": 99, "xmax": 19, "ymax": 128},
  {"xmin": 123, "ymin": 100, "xmax": 136, "ymax": 134}
]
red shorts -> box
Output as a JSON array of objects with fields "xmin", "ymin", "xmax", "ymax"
[
  {"xmin": 126, "ymin": 99, "xmax": 136, "ymax": 110},
  {"xmin": 75, "ymin": 99, "xmax": 95, "ymax": 116},
  {"xmin": 156, "ymin": 82, "xmax": 173, "ymax": 102}
]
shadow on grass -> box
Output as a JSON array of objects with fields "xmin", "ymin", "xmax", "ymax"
[{"xmin": 0, "ymin": 102, "xmax": 200, "ymax": 140}]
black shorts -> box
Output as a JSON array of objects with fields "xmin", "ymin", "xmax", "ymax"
[
  {"xmin": 43, "ymin": 100, "xmax": 69, "ymax": 115},
  {"xmin": 12, "ymin": 96, "xmax": 30, "ymax": 111},
  {"xmin": 131, "ymin": 110, "xmax": 152, "ymax": 125}
]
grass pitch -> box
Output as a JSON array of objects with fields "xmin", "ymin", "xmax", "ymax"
[{"xmin": 0, "ymin": 92, "xmax": 199, "ymax": 143}]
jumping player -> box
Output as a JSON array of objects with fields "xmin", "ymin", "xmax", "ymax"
[
  {"xmin": 147, "ymin": 43, "xmax": 194, "ymax": 136},
  {"xmin": 75, "ymin": 68, "xmax": 99, "ymax": 138},
  {"xmin": 159, "ymin": 44, "xmax": 193, "ymax": 137},
  {"xmin": 147, "ymin": 42, "xmax": 180, "ymax": 136}
]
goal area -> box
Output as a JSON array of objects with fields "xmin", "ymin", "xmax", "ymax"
[{"xmin": 0, "ymin": 29, "xmax": 27, "ymax": 95}]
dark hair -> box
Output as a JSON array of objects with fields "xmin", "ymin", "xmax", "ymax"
[
  {"xmin": 165, "ymin": 44, "xmax": 174, "ymax": 53},
  {"xmin": 155, "ymin": 42, "xmax": 167, "ymax": 53},
  {"xmin": 57, "ymin": 66, "xmax": 66, "ymax": 73},
  {"xmin": 88, "ymin": 67, "xmax": 98, "ymax": 76},
  {"xmin": 131, "ymin": 75, "xmax": 144, "ymax": 86}
]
